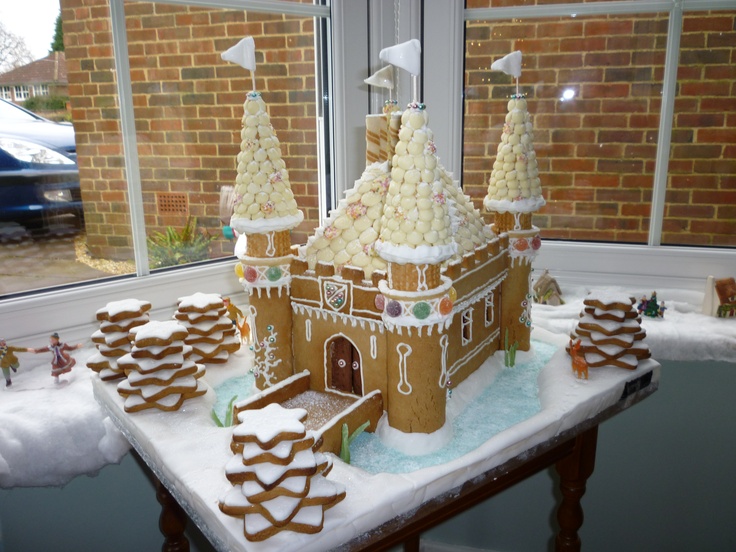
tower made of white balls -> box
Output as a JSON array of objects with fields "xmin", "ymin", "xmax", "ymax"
[{"xmin": 483, "ymin": 83, "xmax": 545, "ymax": 351}]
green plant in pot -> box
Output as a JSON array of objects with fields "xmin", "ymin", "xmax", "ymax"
[{"xmin": 147, "ymin": 216, "xmax": 215, "ymax": 268}]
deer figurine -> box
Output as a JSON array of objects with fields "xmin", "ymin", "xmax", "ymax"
[{"xmin": 569, "ymin": 338, "xmax": 589, "ymax": 380}]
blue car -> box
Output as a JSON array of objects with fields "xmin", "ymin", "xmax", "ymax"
[{"xmin": 0, "ymin": 99, "xmax": 82, "ymax": 234}]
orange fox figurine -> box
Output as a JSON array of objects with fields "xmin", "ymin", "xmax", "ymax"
[{"xmin": 569, "ymin": 338, "xmax": 589, "ymax": 380}]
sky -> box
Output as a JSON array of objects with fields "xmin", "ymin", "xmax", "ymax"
[{"xmin": 0, "ymin": 0, "xmax": 62, "ymax": 60}]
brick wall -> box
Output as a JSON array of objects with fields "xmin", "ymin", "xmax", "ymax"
[
  {"xmin": 62, "ymin": 0, "xmax": 735, "ymax": 259},
  {"xmin": 464, "ymin": 2, "xmax": 735, "ymax": 247},
  {"xmin": 62, "ymin": 0, "xmax": 319, "ymax": 261}
]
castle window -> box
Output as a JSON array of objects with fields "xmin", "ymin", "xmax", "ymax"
[
  {"xmin": 461, "ymin": 308, "xmax": 473, "ymax": 346},
  {"xmin": 485, "ymin": 293, "xmax": 495, "ymax": 327},
  {"xmin": 305, "ymin": 319, "xmax": 312, "ymax": 342}
]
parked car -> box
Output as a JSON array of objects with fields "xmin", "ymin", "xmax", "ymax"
[{"xmin": 0, "ymin": 98, "xmax": 82, "ymax": 234}]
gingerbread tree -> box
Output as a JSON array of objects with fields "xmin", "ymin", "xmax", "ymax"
[
  {"xmin": 174, "ymin": 292, "xmax": 240, "ymax": 364},
  {"xmin": 116, "ymin": 320, "xmax": 206, "ymax": 412},
  {"xmin": 219, "ymin": 403, "xmax": 345, "ymax": 542},
  {"xmin": 88, "ymin": 298, "xmax": 152, "ymax": 381},
  {"xmin": 567, "ymin": 292, "xmax": 651, "ymax": 370}
]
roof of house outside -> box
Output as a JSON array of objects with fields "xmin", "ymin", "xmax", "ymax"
[{"xmin": 0, "ymin": 52, "xmax": 67, "ymax": 86}]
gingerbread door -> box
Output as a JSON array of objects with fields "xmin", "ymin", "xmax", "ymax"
[{"xmin": 328, "ymin": 337, "xmax": 362, "ymax": 396}]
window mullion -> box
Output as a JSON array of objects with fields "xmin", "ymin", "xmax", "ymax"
[
  {"xmin": 648, "ymin": 1, "xmax": 683, "ymax": 246},
  {"xmin": 109, "ymin": 0, "xmax": 150, "ymax": 276}
]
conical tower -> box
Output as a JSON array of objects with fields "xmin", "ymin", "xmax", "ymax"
[
  {"xmin": 232, "ymin": 91, "xmax": 303, "ymax": 388},
  {"xmin": 484, "ymin": 92, "xmax": 545, "ymax": 352},
  {"xmin": 375, "ymin": 102, "xmax": 457, "ymax": 434}
]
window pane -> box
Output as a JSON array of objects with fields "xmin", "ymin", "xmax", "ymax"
[
  {"xmin": 663, "ymin": 9, "xmax": 736, "ymax": 247},
  {"xmin": 464, "ymin": 13, "xmax": 666, "ymax": 243},
  {"xmin": 123, "ymin": 2, "xmax": 321, "ymax": 269},
  {"xmin": 0, "ymin": 93, "xmax": 104, "ymax": 296}
]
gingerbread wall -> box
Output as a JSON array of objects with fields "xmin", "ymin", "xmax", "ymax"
[
  {"xmin": 61, "ymin": 0, "xmax": 320, "ymax": 260},
  {"xmin": 464, "ymin": 3, "xmax": 735, "ymax": 247}
]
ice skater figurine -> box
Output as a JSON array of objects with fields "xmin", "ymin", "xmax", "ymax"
[
  {"xmin": 0, "ymin": 338, "xmax": 33, "ymax": 387},
  {"xmin": 32, "ymin": 332, "xmax": 83, "ymax": 384}
]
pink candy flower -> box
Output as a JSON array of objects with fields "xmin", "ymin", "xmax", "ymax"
[
  {"xmin": 346, "ymin": 202, "xmax": 367, "ymax": 219},
  {"xmin": 261, "ymin": 201, "xmax": 275, "ymax": 214},
  {"xmin": 269, "ymin": 171, "xmax": 283, "ymax": 183},
  {"xmin": 323, "ymin": 225, "xmax": 339, "ymax": 239},
  {"xmin": 432, "ymin": 192, "xmax": 446, "ymax": 205}
]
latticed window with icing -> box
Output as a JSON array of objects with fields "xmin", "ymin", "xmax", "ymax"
[{"xmin": 462, "ymin": 308, "xmax": 474, "ymax": 346}]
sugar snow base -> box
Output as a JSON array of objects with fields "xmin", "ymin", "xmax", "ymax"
[
  {"xmin": 0, "ymin": 348, "xmax": 130, "ymax": 488},
  {"xmin": 91, "ymin": 328, "xmax": 659, "ymax": 552}
]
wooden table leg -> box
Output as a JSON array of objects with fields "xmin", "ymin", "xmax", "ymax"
[
  {"xmin": 156, "ymin": 479, "xmax": 190, "ymax": 552},
  {"xmin": 555, "ymin": 426, "xmax": 598, "ymax": 552},
  {"xmin": 403, "ymin": 533, "xmax": 421, "ymax": 552}
]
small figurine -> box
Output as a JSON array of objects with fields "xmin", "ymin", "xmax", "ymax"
[
  {"xmin": 637, "ymin": 292, "xmax": 665, "ymax": 319},
  {"xmin": 224, "ymin": 297, "xmax": 250, "ymax": 344},
  {"xmin": 32, "ymin": 332, "xmax": 84, "ymax": 384},
  {"xmin": 1, "ymin": 338, "xmax": 33, "ymax": 387},
  {"xmin": 569, "ymin": 338, "xmax": 589, "ymax": 380}
]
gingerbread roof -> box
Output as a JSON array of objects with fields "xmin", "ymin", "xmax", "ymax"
[
  {"xmin": 302, "ymin": 104, "xmax": 493, "ymax": 278},
  {"xmin": 229, "ymin": 91, "xmax": 304, "ymax": 234}
]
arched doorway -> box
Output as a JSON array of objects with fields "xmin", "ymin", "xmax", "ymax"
[{"xmin": 327, "ymin": 336, "xmax": 363, "ymax": 396}]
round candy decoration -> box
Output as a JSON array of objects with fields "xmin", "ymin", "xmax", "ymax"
[
  {"xmin": 265, "ymin": 266, "xmax": 283, "ymax": 282},
  {"xmin": 386, "ymin": 300, "xmax": 402, "ymax": 317},
  {"xmin": 244, "ymin": 266, "xmax": 258, "ymax": 283},
  {"xmin": 374, "ymin": 294, "xmax": 386, "ymax": 311},
  {"xmin": 439, "ymin": 296, "xmax": 453, "ymax": 316},
  {"xmin": 448, "ymin": 287, "xmax": 458, "ymax": 302},
  {"xmin": 234, "ymin": 263, "xmax": 245, "ymax": 279},
  {"xmin": 513, "ymin": 238, "xmax": 529, "ymax": 252},
  {"xmin": 412, "ymin": 301, "xmax": 431, "ymax": 320},
  {"xmin": 531, "ymin": 235, "xmax": 542, "ymax": 250}
]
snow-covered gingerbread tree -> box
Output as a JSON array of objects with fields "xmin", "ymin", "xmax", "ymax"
[
  {"xmin": 116, "ymin": 320, "xmax": 207, "ymax": 412},
  {"xmin": 568, "ymin": 292, "xmax": 651, "ymax": 370},
  {"xmin": 174, "ymin": 292, "xmax": 240, "ymax": 364},
  {"xmin": 219, "ymin": 403, "xmax": 345, "ymax": 542},
  {"xmin": 88, "ymin": 298, "xmax": 152, "ymax": 381}
]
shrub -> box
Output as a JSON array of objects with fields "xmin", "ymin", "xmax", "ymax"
[
  {"xmin": 23, "ymin": 95, "xmax": 68, "ymax": 112},
  {"xmin": 147, "ymin": 216, "xmax": 215, "ymax": 269}
]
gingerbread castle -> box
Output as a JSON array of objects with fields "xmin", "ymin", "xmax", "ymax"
[{"xmin": 232, "ymin": 84, "xmax": 545, "ymax": 437}]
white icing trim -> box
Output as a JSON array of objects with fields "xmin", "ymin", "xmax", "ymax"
[
  {"xmin": 370, "ymin": 335, "xmax": 377, "ymax": 360},
  {"xmin": 396, "ymin": 343, "xmax": 413, "ymax": 395},
  {"xmin": 485, "ymin": 293, "xmax": 495, "ymax": 328},
  {"xmin": 230, "ymin": 210, "xmax": 304, "ymax": 234},
  {"xmin": 446, "ymin": 328, "xmax": 500, "ymax": 382},
  {"xmin": 461, "ymin": 307, "xmax": 473, "ymax": 346},
  {"xmin": 375, "ymin": 240, "xmax": 457, "ymax": 265},
  {"xmin": 451, "ymin": 271, "xmax": 506, "ymax": 316},
  {"xmin": 483, "ymin": 195, "xmax": 546, "ymax": 214},
  {"xmin": 291, "ymin": 303, "xmax": 385, "ymax": 335},
  {"xmin": 305, "ymin": 319, "xmax": 312, "ymax": 342},
  {"xmin": 438, "ymin": 334, "xmax": 450, "ymax": 388}
]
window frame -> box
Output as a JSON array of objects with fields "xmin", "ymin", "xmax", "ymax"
[
  {"xmin": 457, "ymin": 0, "xmax": 735, "ymax": 288},
  {"xmin": 1, "ymin": 0, "xmax": 334, "ymax": 344},
  {"xmin": 2, "ymin": 0, "xmax": 735, "ymax": 345}
]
